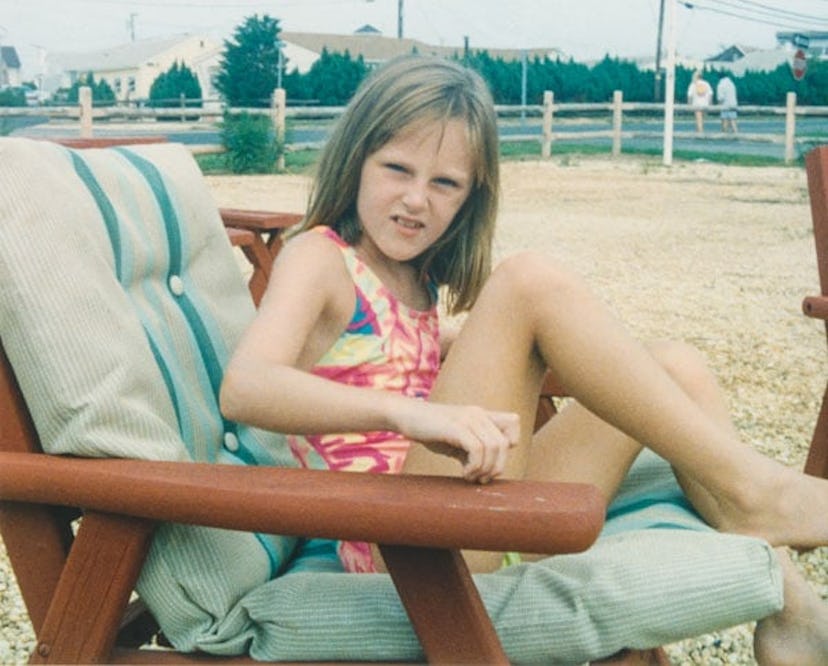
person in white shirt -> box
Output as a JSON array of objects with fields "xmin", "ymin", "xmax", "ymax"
[
  {"xmin": 716, "ymin": 75, "xmax": 739, "ymax": 133},
  {"xmin": 687, "ymin": 70, "xmax": 713, "ymax": 134}
]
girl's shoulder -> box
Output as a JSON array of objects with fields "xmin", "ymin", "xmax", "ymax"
[
  {"xmin": 281, "ymin": 226, "xmax": 345, "ymax": 260},
  {"xmin": 274, "ymin": 226, "xmax": 351, "ymax": 284}
]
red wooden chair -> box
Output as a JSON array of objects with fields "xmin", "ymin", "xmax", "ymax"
[
  {"xmin": 0, "ymin": 138, "xmax": 606, "ymax": 664},
  {"xmin": 801, "ymin": 144, "xmax": 828, "ymax": 479}
]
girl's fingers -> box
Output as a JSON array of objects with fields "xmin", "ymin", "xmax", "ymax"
[{"xmin": 462, "ymin": 411, "xmax": 517, "ymax": 483}]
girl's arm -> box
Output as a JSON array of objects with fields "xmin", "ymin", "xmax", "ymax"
[
  {"xmin": 220, "ymin": 232, "xmax": 517, "ymax": 482},
  {"xmin": 439, "ymin": 322, "xmax": 460, "ymax": 360}
]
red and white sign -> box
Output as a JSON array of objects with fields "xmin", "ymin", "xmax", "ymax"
[{"xmin": 793, "ymin": 48, "xmax": 807, "ymax": 81}]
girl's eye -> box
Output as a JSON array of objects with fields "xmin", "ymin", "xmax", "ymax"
[
  {"xmin": 435, "ymin": 177, "xmax": 459, "ymax": 188},
  {"xmin": 385, "ymin": 162, "xmax": 407, "ymax": 174}
]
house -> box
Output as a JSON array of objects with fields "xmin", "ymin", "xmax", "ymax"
[
  {"xmin": 39, "ymin": 28, "xmax": 567, "ymax": 104},
  {"xmin": 776, "ymin": 31, "xmax": 828, "ymax": 59},
  {"xmin": 280, "ymin": 30, "xmax": 566, "ymax": 74},
  {"xmin": 712, "ymin": 49, "xmax": 796, "ymax": 76},
  {"xmin": 43, "ymin": 34, "xmax": 222, "ymax": 105},
  {"xmin": 705, "ymin": 44, "xmax": 760, "ymax": 65},
  {"xmin": 0, "ymin": 46, "xmax": 22, "ymax": 88}
]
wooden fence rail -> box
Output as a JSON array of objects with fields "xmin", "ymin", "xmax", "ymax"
[{"xmin": 2, "ymin": 87, "xmax": 826, "ymax": 164}]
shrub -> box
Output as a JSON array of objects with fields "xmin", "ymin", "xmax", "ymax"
[
  {"xmin": 221, "ymin": 111, "xmax": 280, "ymax": 173},
  {"xmin": 149, "ymin": 62, "xmax": 202, "ymax": 108},
  {"xmin": 0, "ymin": 87, "xmax": 27, "ymax": 107}
]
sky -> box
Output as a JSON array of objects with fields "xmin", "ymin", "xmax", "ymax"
[{"xmin": 1, "ymin": 0, "xmax": 827, "ymax": 80}]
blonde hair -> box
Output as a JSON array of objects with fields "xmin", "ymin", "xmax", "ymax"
[{"xmin": 301, "ymin": 55, "xmax": 500, "ymax": 314}]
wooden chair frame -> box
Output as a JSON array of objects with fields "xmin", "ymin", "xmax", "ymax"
[
  {"xmin": 802, "ymin": 145, "xmax": 828, "ymax": 479},
  {"xmin": 0, "ymin": 158, "xmax": 605, "ymax": 663}
]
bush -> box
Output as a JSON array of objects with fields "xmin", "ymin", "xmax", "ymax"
[
  {"xmin": 66, "ymin": 72, "xmax": 115, "ymax": 104},
  {"xmin": 221, "ymin": 111, "xmax": 280, "ymax": 173},
  {"xmin": 0, "ymin": 87, "xmax": 27, "ymax": 107},
  {"xmin": 149, "ymin": 62, "xmax": 202, "ymax": 109}
]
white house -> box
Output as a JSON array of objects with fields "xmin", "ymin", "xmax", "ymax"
[
  {"xmin": 43, "ymin": 34, "xmax": 222, "ymax": 105},
  {"xmin": 776, "ymin": 31, "xmax": 828, "ymax": 59},
  {"xmin": 0, "ymin": 46, "xmax": 22, "ymax": 88},
  {"xmin": 39, "ymin": 28, "xmax": 568, "ymax": 105},
  {"xmin": 280, "ymin": 29, "xmax": 566, "ymax": 74}
]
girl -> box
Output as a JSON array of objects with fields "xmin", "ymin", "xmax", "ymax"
[{"xmin": 220, "ymin": 55, "xmax": 827, "ymax": 661}]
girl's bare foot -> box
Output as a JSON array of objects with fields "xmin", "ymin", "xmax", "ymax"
[{"xmin": 753, "ymin": 548, "xmax": 828, "ymax": 666}]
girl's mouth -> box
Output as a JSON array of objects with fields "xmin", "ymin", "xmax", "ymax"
[{"xmin": 393, "ymin": 215, "xmax": 424, "ymax": 230}]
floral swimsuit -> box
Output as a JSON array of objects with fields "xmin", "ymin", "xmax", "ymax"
[{"xmin": 287, "ymin": 226, "xmax": 441, "ymax": 572}]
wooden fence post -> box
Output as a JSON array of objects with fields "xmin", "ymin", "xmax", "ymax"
[
  {"xmin": 612, "ymin": 90, "xmax": 623, "ymax": 157},
  {"xmin": 784, "ymin": 91, "xmax": 797, "ymax": 164},
  {"xmin": 271, "ymin": 88, "xmax": 286, "ymax": 171},
  {"xmin": 542, "ymin": 91, "xmax": 554, "ymax": 158},
  {"xmin": 79, "ymin": 86, "xmax": 92, "ymax": 138}
]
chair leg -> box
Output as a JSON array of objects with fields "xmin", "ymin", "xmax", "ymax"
[
  {"xmin": 805, "ymin": 383, "xmax": 828, "ymax": 479},
  {"xmin": 379, "ymin": 544, "xmax": 508, "ymax": 665},
  {"xmin": 31, "ymin": 512, "xmax": 155, "ymax": 664}
]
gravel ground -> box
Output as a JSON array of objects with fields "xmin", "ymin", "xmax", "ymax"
[{"xmin": 1, "ymin": 154, "xmax": 826, "ymax": 664}]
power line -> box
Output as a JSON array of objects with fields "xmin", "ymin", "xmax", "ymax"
[
  {"xmin": 708, "ymin": 0, "xmax": 828, "ymax": 24},
  {"xmin": 679, "ymin": 1, "xmax": 827, "ymax": 31}
]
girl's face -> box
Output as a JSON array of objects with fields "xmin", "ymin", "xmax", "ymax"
[{"xmin": 355, "ymin": 118, "xmax": 473, "ymax": 268}]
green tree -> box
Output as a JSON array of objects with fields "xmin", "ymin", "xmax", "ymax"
[
  {"xmin": 149, "ymin": 61, "xmax": 202, "ymax": 107},
  {"xmin": 282, "ymin": 67, "xmax": 312, "ymax": 101},
  {"xmin": 216, "ymin": 14, "xmax": 283, "ymax": 107},
  {"xmin": 66, "ymin": 72, "xmax": 115, "ymax": 104},
  {"xmin": 0, "ymin": 87, "xmax": 27, "ymax": 107},
  {"xmin": 303, "ymin": 49, "xmax": 368, "ymax": 105}
]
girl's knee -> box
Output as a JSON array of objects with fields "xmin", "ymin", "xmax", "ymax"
[
  {"xmin": 490, "ymin": 251, "xmax": 579, "ymax": 300},
  {"xmin": 647, "ymin": 340, "xmax": 716, "ymax": 388}
]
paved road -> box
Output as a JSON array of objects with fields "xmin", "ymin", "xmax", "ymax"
[{"xmin": 8, "ymin": 114, "xmax": 827, "ymax": 161}]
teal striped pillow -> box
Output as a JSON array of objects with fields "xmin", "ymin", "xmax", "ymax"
[{"xmin": 0, "ymin": 137, "xmax": 294, "ymax": 469}]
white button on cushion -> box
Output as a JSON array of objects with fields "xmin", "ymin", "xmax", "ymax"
[
  {"xmin": 224, "ymin": 432, "xmax": 239, "ymax": 452},
  {"xmin": 168, "ymin": 274, "xmax": 185, "ymax": 296}
]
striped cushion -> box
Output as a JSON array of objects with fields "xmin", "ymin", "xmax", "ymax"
[{"xmin": 0, "ymin": 137, "xmax": 293, "ymax": 467}]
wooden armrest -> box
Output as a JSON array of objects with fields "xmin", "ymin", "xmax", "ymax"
[
  {"xmin": 0, "ymin": 452, "xmax": 604, "ymax": 555},
  {"xmin": 225, "ymin": 227, "xmax": 257, "ymax": 247},
  {"xmin": 49, "ymin": 137, "xmax": 169, "ymax": 149},
  {"xmin": 803, "ymin": 295, "xmax": 828, "ymax": 319},
  {"xmin": 219, "ymin": 208, "xmax": 303, "ymax": 232}
]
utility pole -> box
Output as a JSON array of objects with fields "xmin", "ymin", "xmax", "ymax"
[
  {"xmin": 128, "ymin": 13, "xmax": 137, "ymax": 41},
  {"xmin": 654, "ymin": 0, "xmax": 665, "ymax": 101},
  {"xmin": 662, "ymin": 0, "xmax": 676, "ymax": 166},
  {"xmin": 397, "ymin": 0, "xmax": 404, "ymax": 38},
  {"xmin": 520, "ymin": 49, "xmax": 528, "ymax": 124}
]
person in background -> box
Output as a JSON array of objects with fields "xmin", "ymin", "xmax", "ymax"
[
  {"xmin": 716, "ymin": 74, "xmax": 739, "ymax": 133},
  {"xmin": 687, "ymin": 70, "xmax": 713, "ymax": 134}
]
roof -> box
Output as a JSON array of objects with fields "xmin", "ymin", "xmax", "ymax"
[
  {"xmin": 49, "ymin": 34, "xmax": 215, "ymax": 73},
  {"xmin": 705, "ymin": 44, "xmax": 761, "ymax": 63},
  {"xmin": 720, "ymin": 48, "xmax": 792, "ymax": 76},
  {"xmin": 281, "ymin": 31, "xmax": 459, "ymax": 63},
  {"xmin": 1, "ymin": 46, "xmax": 21, "ymax": 69},
  {"xmin": 777, "ymin": 31, "xmax": 828, "ymax": 42},
  {"xmin": 280, "ymin": 31, "xmax": 565, "ymax": 64}
]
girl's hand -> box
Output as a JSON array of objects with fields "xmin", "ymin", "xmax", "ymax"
[{"xmin": 393, "ymin": 400, "xmax": 520, "ymax": 484}]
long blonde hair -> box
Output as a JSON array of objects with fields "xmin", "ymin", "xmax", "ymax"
[{"xmin": 301, "ymin": 55, "xmax": 500, "ymax": 314}]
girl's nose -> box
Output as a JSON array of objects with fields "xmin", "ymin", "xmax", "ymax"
[{"xmin": 401, "ymin": 179, "xmax": 428, "ymax": 211}]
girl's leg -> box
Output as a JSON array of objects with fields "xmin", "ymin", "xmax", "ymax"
[
  {"xmin": 754, "ymin": 548, "xmax": 828, "ymax": 666},
  {"xmin": 405, "ymin": 252, "xmax": 828, "ymax": 550}
]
